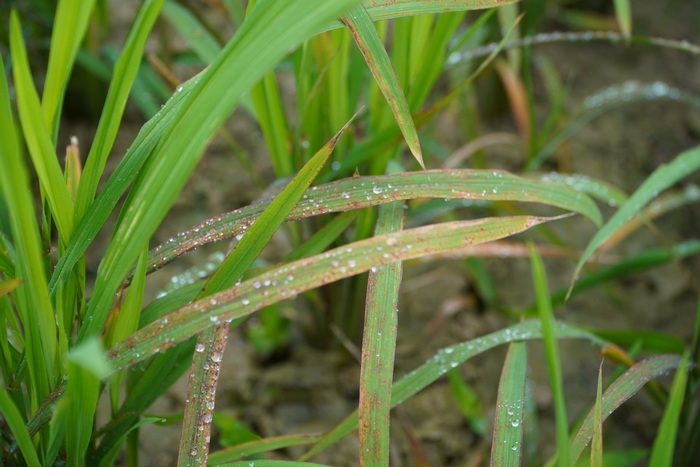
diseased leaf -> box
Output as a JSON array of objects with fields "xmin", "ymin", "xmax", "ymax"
[
  {"xmin": 570, "ymin": 354, "xmax": 685, "ymax": 463},
  {"xmin": 343, "ymin": 4, "xmax": 424, "ymax": 168},
  {"xmin": 108, "ymin": 214, "xmax": 569, "ymax": 371},
  {"xmin": 145, "ymin": 169, "xmax": 601, "ymax": 276}
]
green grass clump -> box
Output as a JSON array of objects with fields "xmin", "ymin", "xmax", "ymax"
[{"xmin": 1, "ymin": 0, "xmax": 699, "ymax": 465}]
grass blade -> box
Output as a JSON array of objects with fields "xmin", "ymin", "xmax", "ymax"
[
  {"xmin": 107, "ymin": 214, "xmax": 567, "ymax": 372},
  {"xmin": 178, "ymin": 115, "xmax": 354, "ymax": 465},
  {"xmin": 0, "ymin": 50, "xmax": 58, "ymax": 406},
  {"xmin": 145, "ymin": 169, "xmax": 601, "ymax": 275},
  {"xmin": 490, "ymin": 341, "xmax": 527, "ymax": 465},
  {"xmin": 359, "ymin": 201, "xmax": 404, "ymax": 464},
  {"xmin": 570, "ymin": 354, "xmax": 685, "ymax": 463},
  {"xmin": 613, "ymin": 0, "xmax": 632, "ymax": 38},
  {"xmin": 343, "ymin": 4, "xmax": 424, "ymax": 168},
  {"xmin": 10, "ymin": 12, "xmax": 75, "ymax": 240},
  {"xmin": 58, "ymin": 339, "xmax": 112, "ymax": 467},
  {"xmin": 648, "ymin": 353, "xmax": 690, "ymax": 466},
  {"xmin": 570, "ymin": 145, "xmax": 700, "ymax": 292},
  {"xmin": 0, "ymin": 386, "xmax": 41, "ymax": 467},
  {"xmin": 162, "ymin": 1, "xmax": 222, "ymax": 63},
  {"xmin": 41, "ymin": 0, "xmax": 96, "ymax": 136},
  {"xmin": 48, "ymin": 70, "xmax": 199, "ymax": 299},
  {"xmin": 178, "ymin": 323, "xmax": 230, "ymax": 466},
  {"xmin": 301, "ymin": 319, "xmax": 606, "ymax": 460},
  {"xmin": 362, "ymin": 0, "xmax": 519, "ymax": 20},
  {"xmin": 529, "ymin": 243, "xmax": 570, "ymax": 467},
  {"xmin": 78, "ymin": 0, "xmax": 360, "ymax": 342},
  {"xmin": 209, "ymin": 434, "xmax": 324, "ymax": 464},
  {"xmin": 590, "ymin": 361, "xmax": 604, "ymax": 467},
  {"xmin": 75, "ymin": 0, "xmax": 166, "ymax": 220}
]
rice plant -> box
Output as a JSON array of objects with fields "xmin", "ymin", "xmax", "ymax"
[{"xmin": 1, "ymin": 0, "xmax": 698, "ymax": 465}]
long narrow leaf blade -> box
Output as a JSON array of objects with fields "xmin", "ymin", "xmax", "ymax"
[
  {"xmin": 179, "ymin": 117, "xmax": 354, "ymax": 465},
  {"xmin": 0, "ymin": 387, "xmax": 41, "ymax": 467},
  {"xmin": 343, "ymin": 5, "xmax": 424, "ymax": 168},
  {"xmin": 648, "ymin": 353, "xmax": 689, "ymax": 466},
  {"xmin": 571, "ymin": 145, "xmax": 700, "ymax": 290},
  {"xmin": 570, "ymin": 354, "xmax": 685, "ymax": 463},
  {"xmin": 41, "ymin": 0, "xmax": 97, "ymax": 135},
  {"xmin": 145, "ymin": 169, "xmax": 601, "ymax": 275},
  {"xmin": 490, "ymin": 341, "xmax": 527, "ymax": 465},
  {"xmin": 78, "ymin": 0, "xmax": 360, "ymax": 342},
  {"xmin": 363, "ymin": 0, "xmax": 519, "ymax": 20},
  {"xmin": 530, "ymin": 244, "xmax": 570, "ymax": 467},
  {"xmin": 301, "ymin": 320, "xmax": 607, "ymax": 460},
  {"xmin": 107, "ymin": 214, "xmax": 568, "ymax": 372},
  {"xmin": 75, "ymin": 0, "xmax": 166, "ymax": 220},
  {"xmin": 10, "ymin": 12, "xmax": 75, "ymax": 239},
  {"xmin": 359, "ymin": 201, "xmax": 404, "ymax": 464}
]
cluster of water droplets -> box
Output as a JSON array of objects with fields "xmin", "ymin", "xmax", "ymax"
[
  {"xmin": 583, "ymin": 80, "xmax": 689, "ymax": 110},
  {"xmin": 156, "ymin": 251, "xmax": 225, "ymax": 298}
]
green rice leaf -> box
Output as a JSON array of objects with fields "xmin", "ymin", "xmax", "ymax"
[
  {"xmin": 359, "ymin": 201, "xmax": 404, "ymax": 465},
  {"xmin": 591, "ymin": 362, "xmax": 603, "ymax": 467},
  {"xmin": 648, "ymin": 353, "xmax": 689, "ymax": 466},
  {"xmin": 301, "ymin": 319, "xmax": 606, "ymax": 460},
  {"xmin": 145, "ymin": 169, "xmax": 601, "ymax": 276},
  {"xmin": 60, "ymin": 338, "xmax": 112, "ymax": 467},
  {"xmin": 41, "ymin": 0, "xmax": 97, "ymax": 137},
  {"xmin": 178, "ymin": 113, "xmax": 355, "ymax": 465},
  {"xmin": 0, "ymin": 386, "xmax": 41, "ymax": 467},
  {"xmin": 613, "ymin": 0, "xmax": 632, "ymax": 38},
  {"xmin": 10, "ymin": 12, "xmax": 75, "ymax": 240},
  {"xmin": 0, "ymin": 48, "xmax": 58, "ymax": 403},
  {"xmin": 209, "ymin": 434, "xmax": 325, "ymax": 464},
  {"xmin": 107, "ymin": 214, "xmax": 571, "ymax": 372},
  {"xmin": 364, "ymin": 0, "xmax": 518, "ymax": 21},
  {"xmin": 571, "ymin": 145, "xmax": 700, "ymax": 293},
  {"xmin": 343, "ymin": 4, "xmax": 424, "ymax": 168},
  {"xmin": 163, "ymin": 1, "xmax": 222, "ymax": 63},
  {"xmin": 48, "ymin": 69, "xmax": 199, "ymax": 299},
  {"xmin": 570, "ymin": 354, "xmax": 685, "ymax": 463},
  {"xmin": 75, "ymin": 0, "xmax": 166, "ymax": 221},
  {"xmin": 490, "ymin": 341, "xmax": 527, "ymax": 465},
  {"xmin": 78, "ymin": 0, "xmax": 360, "ymax": 342},
  {"xmin": 529, "ymin": 243, "xmax": 570, "ymax": 467}
]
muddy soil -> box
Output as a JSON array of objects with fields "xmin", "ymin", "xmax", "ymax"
[{"xmin": 61, "ymin": 1, "xmax": 700, "ymax": 465}]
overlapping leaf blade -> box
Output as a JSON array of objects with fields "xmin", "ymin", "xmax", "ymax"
[
  {"xmin": 107, "ymin": 214, "xmax": 568, "ymax": 372},
  {"xmin": 78, "ymin": 0, "xmax": 361, "ymax": 342},
  {"xmin": 145, "ymin": 169, "xmax": 601, "ymax": 275}
]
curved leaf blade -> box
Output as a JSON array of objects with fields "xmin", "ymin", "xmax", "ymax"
[
  {"xmin": 570, "ymin": 354, "xmax": 685, "ymax": 463},
  {"xmin": 145, "ymin": 169, "xmax": 602, "ymax": 275},
  {"xmin": 343, "ymin": 5, "xmax": 424, "ymax": 168},
  {"xmin": 571, "ymin": 145, "xmax": 700, "ymax": 291},
  {"xmin": 490, "ymin": 341, "xmax": 527, "ymax": 465},
  {"xmin": 107, "ymin": 214, "xmax": 567, "ymax": 372},
  {"xmin": 301, "ymin": 319, "xmax": 607, "ymax": 460}
]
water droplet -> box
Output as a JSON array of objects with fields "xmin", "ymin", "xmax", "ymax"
[
  {"xmin": 195, "ymin": 343, "xmax": 205, "ymax": 352},
  {"xmin": 211, "ymin": 352, "xmax": 222, "ymax": 363},
  {"xmin": 373, "ymin": 185, "xmax": 383, "ymax": 194},
  {"xmin": 242, "ymin": 298, "xmax": 250, "ymax": 305},
  {"xmin": 511, "ymin": 419, "xmax": 520, "ymax": 427}
]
